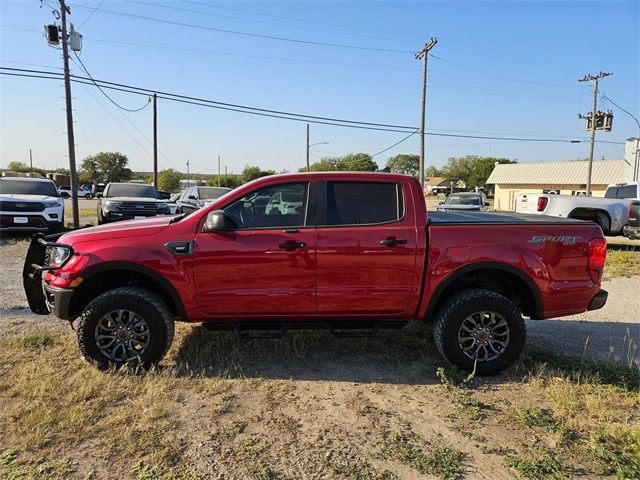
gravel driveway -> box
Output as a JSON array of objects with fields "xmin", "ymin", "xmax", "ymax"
[{"xmin": 1, "ymin": 235, "xmax": 638, "ymax": 366}]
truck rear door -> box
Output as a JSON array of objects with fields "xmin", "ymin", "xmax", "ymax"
[{"xmin": 315, "ymin": 179, "xmax": 418, "ymax": 315}]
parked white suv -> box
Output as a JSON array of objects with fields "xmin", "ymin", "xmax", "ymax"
[
  {"xmin": 0, "ymin": 177, "xmax": 65, "ymax": 232},
  {"xmin": 58, "ymin": 185, "xmax": 91, "ymax": 199}
]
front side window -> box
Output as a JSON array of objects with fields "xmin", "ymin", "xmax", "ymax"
[
  {"xmin": 224, "ymin": 182, "xmax": 309, "ymax": 229},
  {"xmin": 325, "ymin": 181, "xmax": 402, "ymax": 226}
]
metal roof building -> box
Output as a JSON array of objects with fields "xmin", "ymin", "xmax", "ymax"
[
  {"xmin": 486, "ymin": 159, "xmax": 628, "ymax": 211},
  {"xmin": 486, "ymin": 160, "xmax": 625, "ymax": 186}
]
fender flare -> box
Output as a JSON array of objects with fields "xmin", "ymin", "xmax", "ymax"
[
  {"xmin": 79, "ymin": 262, "xmax": 188, "ymax": 321},
  {"xmin": 424, "ymin": 261, "xmax": 544, "ymax": 320}
]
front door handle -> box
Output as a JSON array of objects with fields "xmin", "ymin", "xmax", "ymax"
[
  {"xmin": 379, "ymin": 238, "xmax": 407, "ymax": 247},
  {"xmin": 279, "ymin": 240, "xmax": 306, "ymax": 251}
]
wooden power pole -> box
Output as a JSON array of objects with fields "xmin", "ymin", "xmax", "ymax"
[
  {"xmin": 415, "ymin": 38, "xmax": 437, "ymax": 190},
  {"xmin": 152, "ymin": 93, "xmax": 158, "ymax": 188},
  {"xmin": 306, "ymin": 123, "xmax": 310, "ymax": 172},
  {"xmin": 59, "ymin": 0, "xmax": 79, "ymax": 228},
  {"xmin": 579, "ymin": 71, "xmax": 613, "ymax": 196}
]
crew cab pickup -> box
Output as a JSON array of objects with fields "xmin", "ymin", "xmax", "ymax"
[
  {"xmin": 23, "ymin": 172, "xmax": 608, "ymax": 375},
  {"xmin": 515, "ymin": 182, "xmax": 640, "ymax": 235}
]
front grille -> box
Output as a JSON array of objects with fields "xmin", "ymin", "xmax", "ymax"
[
  {"xmin": 120, "ymin": 202, "xmax": 158, "ymax": 216},
  {"xmin": 0, "ymin": 201, "xmax": 45, "ymax": 212}
]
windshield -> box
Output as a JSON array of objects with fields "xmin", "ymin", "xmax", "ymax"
[
  {"xmin": 445, "ymin": 194, "xmax": 482, "ymax": 205},
  {"xmin": 106, "ymin": 184, "xmax": 159, "ymax": 198},
  {"xmin": 0, "ymin": 179, "xmax": 59, "ymax": 196},
  {"xmin": 200, "ymin": 187, "xmax": 232, "ymax": 200}
]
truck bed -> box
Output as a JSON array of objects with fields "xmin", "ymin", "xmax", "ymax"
[{"xmin": 428, "ymin": 211, "xmax": 588, "ymax": 225}]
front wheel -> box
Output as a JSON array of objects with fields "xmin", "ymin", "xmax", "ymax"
[
  {"xmin": 77, "ymin": 287, "xmax": 175, "ymax": 369},
  {"xmin": 433, "ymin": 289, "xmax": 525, "ymax": 375}
]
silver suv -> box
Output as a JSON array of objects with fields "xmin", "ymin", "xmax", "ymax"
[{"xmin": 0, "ymin": 177, "xmax": 65, "ymax": 232}]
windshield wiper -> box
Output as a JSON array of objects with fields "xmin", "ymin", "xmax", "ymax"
[{"xmin": 169, "ymin": 213, "xmax": 188, "ymax": 224}]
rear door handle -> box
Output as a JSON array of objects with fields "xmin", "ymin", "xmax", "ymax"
[
  {"xmin": 379, "ymin": 238, "xmax": 407, "ymax": 247},
  {"xmin": 279, "ymin": 240, "xmax": 307, "ymax": 251}
]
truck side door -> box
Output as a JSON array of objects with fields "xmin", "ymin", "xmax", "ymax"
[
  {"xmin": 315, "ymin": 180, "xmax": 419, "ymax": 316},
  {"xmin": 193, "ymin": 181, "xmax": 317, "ymax": 317}
]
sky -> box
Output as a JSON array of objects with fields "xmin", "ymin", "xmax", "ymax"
[{"xmin": 0, "ymin": 0, "xmax": 638, "ymax": 176}]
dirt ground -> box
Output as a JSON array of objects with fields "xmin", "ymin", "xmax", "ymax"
[{"xmin": 0, "ymin": 233, "xmax": 638, "ymax": 479}]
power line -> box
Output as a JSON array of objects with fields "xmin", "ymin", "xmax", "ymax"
[
  {"xmin": 371, "ymin": 130, "xmax": 419, "ymax": 157},
  {"xmin": 128, "ymin": 0, "xmax": 412, "ymax": 44},
  {"xmin": 0, "ymin": 68, "xmax": 625, "ymax": 144},
  {"xmin": 70, "ymin": 4, "xmax": 414, "ymax": 53},
  {"xmin": 179, "ymin": 0, "xmax": 424, "ymax": 41},
  {"xmin": 77, "ymin": 0, "xmax": 103, "ymax": 28},
  {"xmin": 71, "ymin": 54, "xmax": 151, "ymax": 112}
]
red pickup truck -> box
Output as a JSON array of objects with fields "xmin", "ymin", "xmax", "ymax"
[{"xmin": 23, "ymin": 172, "xmax": 608, "ymax": 375}]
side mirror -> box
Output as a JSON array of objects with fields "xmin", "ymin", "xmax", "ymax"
[
  {"xmin": 95, "ymin": 192, "xmax": 103, "ymax": 198},
  {"xmin": 203, "ymin": 210, "xmax": 233, "ymax": 233},
  {"xmin": 188, "ymin": 195, "xmax": 197, "ymax": 201}
]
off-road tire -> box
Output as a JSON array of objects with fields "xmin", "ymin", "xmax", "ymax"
[
  {"xmin": 77, "ymin": 287, "xmax": 175, "ymax": 369},
  {"xmin": 433, "ymin": 288, "xmax": 526, "ymax": 375}
]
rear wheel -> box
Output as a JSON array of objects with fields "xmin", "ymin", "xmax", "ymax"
[
  {"xmin": 433, "ymin": 289, "xmax": 525, "ymax": 375},
  {"xmin": 77, "ymin": 287, "xmax": 174, "ymax": 369}
]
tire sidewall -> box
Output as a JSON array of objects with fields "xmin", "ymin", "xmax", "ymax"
[
  {"xmin": 437, "ymin": 291, "xmax": 525, "ymax": 375},
  {"xmin": 78, "ymin": 290, "xmax": 171, "ymax": 369}
]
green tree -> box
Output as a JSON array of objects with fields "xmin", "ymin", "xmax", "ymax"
[
  {"xmin": 303, "ymin": 153, "xmax": 378, "ymax": 172},
  {"xmin": 302, "ymin": 158, "xmax": 339, "ymax": 172},
  {"xmin": 157, "ymin": 168, "xmax": 182, "ymax": 192},
  {"xmin": 443, "ymin": 155, "xmax": 516, "ymax": 189},
  {"xmin": 207, "ymin": 174, "xmax": 242, "ymax": 189},
  {"xmin": 386, "ymin": 154, "xmax": 420, "ymax": 177},
  {"xmin": 6, "ymin": 161, "xmax": 47, "ymax": 177},
  {"xmin": 341, "ymin": 153, "xmax": 378, "ymax": 171},
  {"xmin": 240, "ymin": 165, "xmax": 275, "ymax": 184},
  {"xmin": 80, "ymin": 152, "xmax": 132, "ymax": 183},
  {"xmin": 425, "ymin": 165, "xmax": 443, "ymax": 178}
]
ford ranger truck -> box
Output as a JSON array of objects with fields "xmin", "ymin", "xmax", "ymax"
[{"xmin": 23, "ymin": 172, "xmax": 608, "ymax": 375}]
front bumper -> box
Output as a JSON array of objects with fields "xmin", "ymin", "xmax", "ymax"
[
  {"xmin": 623, "ymin": 225, "xmax": 640, "ymax": 240},
  {"xmin": 587, "ymin": 289, "xmax": 608, "ymax": 311},
  {"xmin": 43, "ymin": 283, "xmax": 74, "ymax": 320},
  {"xmin": 0, "ymin": 214, "xmax": 63, "ymax": 232}
]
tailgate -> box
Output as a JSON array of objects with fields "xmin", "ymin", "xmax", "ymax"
[{"xmin": 515, "ymin": 194, "xmax": 541, "ymax": 214}]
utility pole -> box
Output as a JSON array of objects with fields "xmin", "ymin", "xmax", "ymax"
[
  {"xmin": 415, "ymin": 38, "xmax": 437, "ymax": 189},
  {"xmin": 578, "ymin": 71, "xmax": 613, "ymax": 196},
  {"xmin": 218, "ymin": 155, "xmax": 221, "ymax": 186},
  {"xmin": 152, "ymin": 93, "xmax": 158, "ymax": 188},
  {"xmin": 306, "ymin": 123, "xmax": 310, "ymax": 172},
  {"xmin": 59, "ymin": 0, "xmax": 79, "ymax": 228},
  {"xmin": 29, "ymin": 149, "xmax": 33, "ymax": 175},
  {"xmin": 225, "ymin": 165, "xmax": 228, "ymax": 187},
  {"xmin": 186, "ymin": 159, "xmax": 190, "ymax": 187}
]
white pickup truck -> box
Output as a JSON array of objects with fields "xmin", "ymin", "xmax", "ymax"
[{"xmin": 515, "ymin": 182, "xmax": 640, "ymax": 235}]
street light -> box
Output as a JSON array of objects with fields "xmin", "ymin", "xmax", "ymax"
[{"xmin": 306, "ymin": 123, "xmax": 329, "ymax": 171}]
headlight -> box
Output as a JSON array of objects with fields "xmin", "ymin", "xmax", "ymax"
[
  {"xmin": 43, "ymin": 200, "xmax": 63, "ymax": 208},
  {"xmin": 156, "ymin": 202, "xmax": 167, "ymax": 209},
  {"xmin": 47, "ymin": 246, "xmax": 72, "ymax": 268},
  {"xmin": 104, "ymin": 200, "xmax": 123, "ymax": 208}
]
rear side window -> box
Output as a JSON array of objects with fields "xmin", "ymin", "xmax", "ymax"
[
  {"xmin": 325, "ymin": 181, "xmax": 403, "ymax": 226},
  {"xmin": 605, "ymin": 185, "xmax": 638, "ymax": 199}
]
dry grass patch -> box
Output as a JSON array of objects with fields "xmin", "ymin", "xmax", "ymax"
[{"xmin": 604, "ymin": 250, "xmax": 640, "ymax": 279}]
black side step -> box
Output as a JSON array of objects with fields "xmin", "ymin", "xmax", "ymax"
[
  {"xmin": 234, "ymin": 324, "xmax": 289, "ymax": 339},
  {"xmin": 330, "ymin": 322, "xmax": 381, "ymax": 338}
]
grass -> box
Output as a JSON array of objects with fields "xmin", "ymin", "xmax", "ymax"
[
  {"xmin": 382, "ymin": 429, "xmax": 465, "ymax": 480},
  {"xmin": 0, "ymin": 325, "xmax": 639, "ymax": 478},
  {"xmin": 504, "ymin": 448, "xmax": 564, "ymax": 480},
  {"xmin": 604, "ymin": 250, "xmax": 640, "ymax": 278}
]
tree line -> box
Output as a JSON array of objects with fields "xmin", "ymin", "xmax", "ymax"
[{"xmin": 6, "ymin": 151, "xmax": 516, "ymax": 193}]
